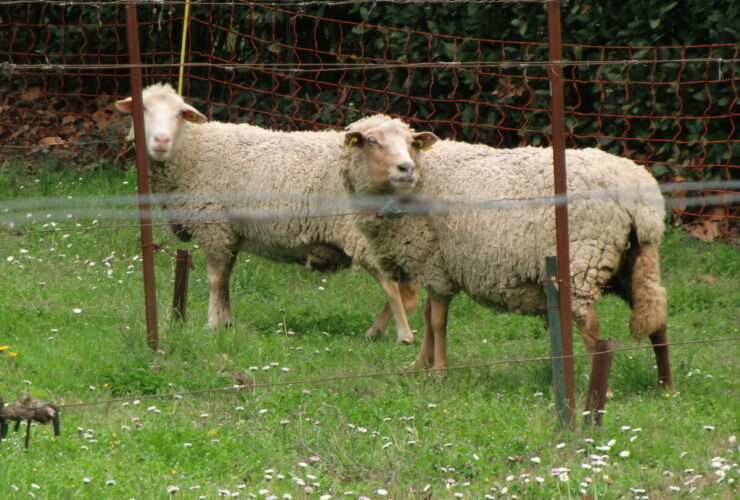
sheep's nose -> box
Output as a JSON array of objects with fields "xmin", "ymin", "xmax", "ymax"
[
  {"xmin": 153, "ymin": 133, "xmax": 171, "ymax": 147},
  {"xmin": 397, "ymin": 161, "xmax": 414, "ymax": 173}
]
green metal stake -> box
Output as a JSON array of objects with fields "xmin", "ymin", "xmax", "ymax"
[{"xmin": 545, "ymin": 256, "xmax": 572, "ymax": 429}]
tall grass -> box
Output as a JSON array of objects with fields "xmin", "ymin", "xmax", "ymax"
[{"xmin": 1, "ymin": 164, "xmax": 737, "ymax": 499}]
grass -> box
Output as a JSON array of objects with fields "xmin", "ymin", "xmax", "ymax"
[{"xmin": 0, "ymin": 163, "xmax": 738, "ymax": 499}]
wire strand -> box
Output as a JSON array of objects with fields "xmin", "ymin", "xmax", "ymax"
[{"xmin": 58, "ymin": 336, "xmax": 740, "ymax": 409}]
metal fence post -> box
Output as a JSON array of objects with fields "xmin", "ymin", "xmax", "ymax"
[
  {"xmin": 545, "ymin": 256, "xmax": 571, "ymax": 429},
  {"xmin": 125, "ymin": 2, "xmax": 159, "ymax": 351},
  {"xmin": 172, "ymin": 249, "xmax": 191, "ymax": 322},
  {"xmin": 547, "ymin": 0, "xmax": 575, "ymax": 429}
]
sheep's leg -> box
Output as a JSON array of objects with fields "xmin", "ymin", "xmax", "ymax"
[
  {"xmin": 572, "ymin": 301, "xmax": 601, "ymax": 357},
  {"xmin": 628, "ymin": 244, "xmax": 673, "ymax": 389},
  {"xmin": 649, "ymin": 324, "xmax": 673, "ymax": 389},
  {"xmin": 429, "ymin": 295, "xmax": 450, "ymax": 373},
  {"xmin": 572, "ymin": 301, "xmax": 613, "ymax": 398},
  {"xmin": 365, "ymin": 302, "xmax": 393, "ymax": 340},
  {"xmin": 365, "ymin": 270, "xmax": 415, "ymax": 344},
  {"xmin": 411, "ymin": 297, "xmax": 435, "ymax": 370},
  {"xmin": 205, "ymin": 251, "xmax": 237, "ymax": 329}
]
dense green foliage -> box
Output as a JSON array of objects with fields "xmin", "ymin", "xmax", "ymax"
[{"xmin": 1, "ymin": 1, "xmax": 737, "ymax": 183}]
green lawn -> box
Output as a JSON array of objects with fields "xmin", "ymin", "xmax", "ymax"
[{"xmin": 1, "ymin": 164, "xmax": 737, "ymax": 499}]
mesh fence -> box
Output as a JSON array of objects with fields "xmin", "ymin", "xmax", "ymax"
[{"xmin": 0, "ymin": 1, "xmax": 737, "ymax": 236}]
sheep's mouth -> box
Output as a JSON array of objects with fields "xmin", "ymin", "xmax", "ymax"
[
  {"xmin": 389, "ymin": 175, "xmax": 417, "ymax": 190},
  {"xmin": 150, "ymin": 148, "xmax": 171, "ymax": 160}
]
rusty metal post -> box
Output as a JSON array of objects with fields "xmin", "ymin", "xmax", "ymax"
[
  {"xmin": 125, "ymin": 2, "xmax": 159, "ymax": 350},
  {"xmin": 584, "ymin": 339, "xmax": 616, "ymax": 426},
  {"xmin": 172, "ymin": 249, "xmax": 191, "ymax": 321},
  {"xmin": 547, "ymin": 0, "xmax": 575, "ymax": 429}
]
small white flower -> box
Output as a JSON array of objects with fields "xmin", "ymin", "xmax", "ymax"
[
  {"xmin": 619, "ymin": 450, "xmax": 630, "ymax": 457},
  {"xmin": 556, "ymin": 442, "xmax": 566, "ymax": 449},
  {"xmin": 83, "ymin": 477, "xmax": 92, "ymax": 484},
  {"xmin": 167, "ymin": 485, "xmax": 180, "ymax": 494},
  {"xmin": 530, "ymin": 457, "xmax": 541, "ymax": 464},
  {"xmin": 31, "ymin": 484, "xmax": 40, "ymax": 489},
  {"xmin": 375, "ymin": 489, "xmax": 388, "ymax": 496},
  {"xmin": 106, "ymin": 479, "xmax": 116, "ymax": 486},
  {"xmin": 73, "ymin": 308, "xmax": 82, "ymax": 314}
]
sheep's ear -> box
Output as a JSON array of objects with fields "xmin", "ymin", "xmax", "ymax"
[
  {"xmin": 412, "ymin": 132, "xmax": 439, "ymax": 152},
  {"xmin": 344, "ymin": 131, "xmax": 364, "ymax": 147},
  {"xmin": 115, "ymin": 97, "xmax": 133, "ymax": 114},
  {"xmin": 181, "ymin": 104, "xmax": 208, "ymax": 124}
]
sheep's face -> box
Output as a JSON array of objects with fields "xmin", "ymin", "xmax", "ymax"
[
  {"xmin": 115, "ymin": 84, "xmax": 207, "ymax": 162},
  {"xmin": 344, "ymin": 120, "xmax": 438, "ymax": 193}
]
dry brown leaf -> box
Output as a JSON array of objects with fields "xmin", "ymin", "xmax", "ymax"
[
  {"xmin": 40, "ymin": 136, "xmax": 65, "ymax": 147},
  {"xmin": 493, "ymin": 78, "xmax": 527, "ymax": 101},
  {"xmin": 61, "ymin": 115, "xmax": 79, "ymax": 126},
  {"xmin": 21, "ymin": 87, "xmax": 42, "ymax": 103},
  {"xmin": 700, "ymin": 274, "xmax": 719, "ymax": 284},
  {"xmin": 688, "ymin": 207, "xmax": 725, "ymax": 241}
]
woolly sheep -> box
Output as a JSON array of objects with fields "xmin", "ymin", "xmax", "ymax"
[
  {"xmin": 114, "ymin": 83, "xmax": 419, "ymax": 341},
  {"xmin": 340, "ymin": 115, "xmax": 673, "ymax": 388}
]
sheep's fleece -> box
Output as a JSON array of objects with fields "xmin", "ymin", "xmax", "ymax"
[
  {"xmin": 342, "ymin": 115, "xmax": 669, "ymax": 361},
  {"xmin": 118, "ymin": 84, "xmax": 417, "ymax": 338}
]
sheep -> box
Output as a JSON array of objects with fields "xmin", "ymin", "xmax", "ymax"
[
  {"xmin": 114, "ymin": 83, "xmax": 419, "ymax": 342},
  {"xmin": 340, "ymin": 114, "xmax": 673, "ymax": 389}
]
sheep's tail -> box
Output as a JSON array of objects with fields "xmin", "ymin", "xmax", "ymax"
[{"xmin": 627, "ymin": 242, "xmax": 667, "ymax": 339}]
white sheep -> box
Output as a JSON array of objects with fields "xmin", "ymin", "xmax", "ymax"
[
  {"xmin": 340, "ymin": 115, "xmax": 673, "ymax": 388},
  {"xmin": 114, "ymin": 83, "xmax": 419, "ymax": 341}
]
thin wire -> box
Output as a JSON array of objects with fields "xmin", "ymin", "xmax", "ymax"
[
  {"xmin": 0, "ymin": 0, "xmax": 553, "ymax": 6},
  {"xmin": 4, "ymin": 58, "xmax": 739, "ymax": 74},
  {"xmin": 58, "ymin": 336, "xmax": 740, "ymax": 409},
  {"xmin": 2, "ymin": 189, "xmax": 738, "ymax": 238}
]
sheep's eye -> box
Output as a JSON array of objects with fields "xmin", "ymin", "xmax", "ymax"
[{"xmin": 367, "ymin": 136, "xmax": 379, "ymax": 146}]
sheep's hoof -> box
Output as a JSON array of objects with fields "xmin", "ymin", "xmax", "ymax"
[
  {"xmin": 206, "ymin": 320, "xmax": 233, "ymax": 331},
  {"xmin": 364, "ymin": 327, "xmax": 384, "ymax": 340},
  {"xmin": 409, "ymin": 358, "xmax": 431, "ymax": 372},
  {"xmin": 396, "ymin": 333, "xmax": 414, "ymax": 345},
  {"xmin": 430, "ymin": 365, "xmax": 449, "ymax": 377}
]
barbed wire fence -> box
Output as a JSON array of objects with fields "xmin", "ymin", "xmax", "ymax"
[{"xmin": 1, "ymin": 0, "xmax": 738, "ymax": 431}]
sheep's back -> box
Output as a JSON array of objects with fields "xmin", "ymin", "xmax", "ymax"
[
  {"xmin": 417, "ymin": 143, "xmax": 663, "ymax": 308},
  {"xmin": 160, "ymin": 123, "xmax": 360, "ymax": 263}
]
